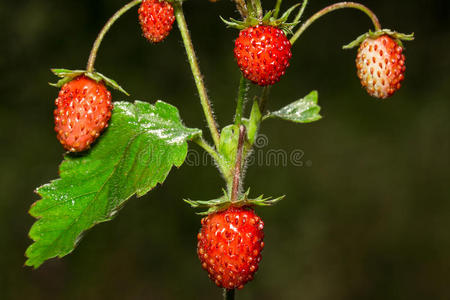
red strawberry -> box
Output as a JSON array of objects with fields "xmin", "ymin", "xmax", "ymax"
[
  {"xmin": 54, "ymin": 76, "xmax": 113, "ymax": 152},
  {"xmin": 234, "ymin": 25, "xmax": 292, "ymax": 86},
  {"xmin": 356, "ymin": 35, "xmax": 406, "ymax": 99},
  {"xmin": 138, "ymin": 0, "xmax": 175, "ymax": 43},
  {"xmin": 197, "ymin": 206, "xmax": 264, "ymax": 290}
]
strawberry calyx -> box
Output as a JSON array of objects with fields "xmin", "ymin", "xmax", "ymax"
[
  {"xmin": 49, "ymin": 68, "xmax": 129, "ymax": 96},
  {"xmin": 221, "ymin": 2, "xmax": 301, "ymax": 34},
  {"xmin": 185, "ymin": 188, "xmax": 284, "ymax": 215},
  {"xmin": 343, "ymin": 29, "xmax": 415, "ymax": 50}
]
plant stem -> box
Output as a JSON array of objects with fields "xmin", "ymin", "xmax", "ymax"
[
  {"xmin": 174, "ymin": 2, "xmax": 221, "ymax": 149},
  {"xmin": 231, "ymin": 125, "xmax": 246, "ymax": 203},
  {"xmin": 273, "ymin": 0, "xmax": 283, "ymax": 19},
  {"xmin": 86, "ymin": 0, "xmax": 142, "ymax": 72},
  {"xmin": 290, "ymin": 2, "xmax": 381, "ymax": 45},
  {"xmin": 223, "ymin": 288, "xmax": 235, "ymax": 300},
  {"xmin": 234, "ymin": 76, "xmax": 249, "ymax": 126}
]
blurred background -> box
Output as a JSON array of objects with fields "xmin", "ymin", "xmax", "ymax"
[{"xmin": 0, "ymin": 0, "xmax": 449, "ymax": 299}]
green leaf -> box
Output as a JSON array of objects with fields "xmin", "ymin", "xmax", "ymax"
[
  {"xmin": 264, "ymin": 90, "xmax": 322, "ymax": 123},
  {"xmin": 26, "ymin": 101, "xmax": 201, "ymax": 268}
]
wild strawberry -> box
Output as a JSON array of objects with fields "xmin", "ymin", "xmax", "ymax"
[
  {"xmin": 54, "ymin": 76, "xmax": 113, "ymax": 152},
  {"xmin": 197, "ymin": 206, "xmax": 264, "ymax": 290},
  {"xmin": 356, "ymin": 35, "xmax": 406, "ymax": 99},
  {"xmin": 138, "ymin": 0, "xmax": 175, "ymax": 43},
  {"xmin": 234, "ymin": 25, "xmax": 292, "ymax": 86}
]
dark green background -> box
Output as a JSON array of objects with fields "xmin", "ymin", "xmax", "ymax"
[{"xmin": 1, "ymin": 0, "xmax": 449, "ymax": 299}]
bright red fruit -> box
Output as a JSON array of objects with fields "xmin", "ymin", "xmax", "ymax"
[
  {"xmin": 234, "ymin": 25, "xmax": 292, "ymax": 86},
  {"xmin": 356, "ymin": 35, "xmax": 406, "ymax": 99},
  {"xmin": 138, "ymin": 0, "xmax": 175, "ymax": 43},
  {"xmin": 54, "ymin": 76, "xmax": 113, "ymax": 152},
  {"xmin": 197, "ymin": 206, "xmax": 264, "ymax": 290}
]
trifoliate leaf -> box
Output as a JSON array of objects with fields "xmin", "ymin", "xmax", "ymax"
[
  {"xmin": 25, "ymin": 101, "xmax": 201, "ymax": 268},
  {"xmin": 264, "ymin": 91, "xmax": 322, "ymax": 123}
]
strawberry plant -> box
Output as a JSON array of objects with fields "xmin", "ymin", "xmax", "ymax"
[{"xmin": 25, "ymin": 0, "xmax": 414, "ymax": 298}]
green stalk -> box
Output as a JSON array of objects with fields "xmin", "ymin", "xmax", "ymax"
[
  {"xmin": 231, "ymin": 125, "xmax": 246, "ymax": 203},
  {"xmin": 223, "ymin": 288, "xmax": 235, "ymax": 300},
  {"xmin": 290, "ymin": 2, "xmax": 381, "ymax": 45},
  {"xmin": 174, "ymin": 2, "xmax": 221, "ymax": 149},
  {"xmin": 87, "ymin": 0, "xmax": 142, "ymax": 72},
  {"xmin": 234, "ymin": 76, "xmax": 249, "ymax": 126}
]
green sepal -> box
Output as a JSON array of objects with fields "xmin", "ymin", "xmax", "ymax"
[
  {"xmin": 220, "ymin": 2, "xmax": 301, "ymax": 35},
  {"xmin": 185, "ymin": 189, "xmax": 284, "ymax": 215},
  {"xmin": 262, "ymin": 10, "xmax": 274, "ymax": 23},
  {"xmin": 246, "ymin": 100, "xmax": 262, "ymax": 145},
  {"xmin": 343, "ymin": 29, "xmax": 415, "ymax": 49},
  {"xmin": 49, "ymin": 69, "xmax": 86, "ymax": 88},
  {"xmin": 275, "ymin": 3, "xmax": 301, "ymax": 25},
  {"xmin": 220, "ymin": 16, "xmax": 258, "ymax": 30},
  {"xmin": 49, "ymin": 68, "xmax": 129, "ymax": 96},
  {"xmin": 219, "ymin": 124, "xmax": 240, "ymax": 168},
  {"xmin": 264, "ymin": 90, "xmax": 322, "ymax": 123}
]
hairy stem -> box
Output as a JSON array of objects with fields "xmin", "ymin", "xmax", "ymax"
[
  {"xmin": 87, "ymin": 0, "xmax": 142, "ymax": 72},
  {"xmin": 174, "ymin": 2, "xmax": 221, "ymax": 149},
  {"xmin": 290, "ymin": 2, "xmax": 381, "ymax": 45},
  {"xmin": 223, "ymin": 288, "xmax": 235, "ymax": 300},
  {"xmin": 231, "ymin": 125, "xmax": 246, "ymax": 203},
  {"xmin": 234, "ymin": 76, "xmax": 249, "ymax": 126}
]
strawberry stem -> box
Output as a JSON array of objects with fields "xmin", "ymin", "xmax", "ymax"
[
  {"xmin": 231, "ymin": 125, "xmax": 246, "ymax": 203},
  {"xmin": 86, "ymin": 0, "xmax": 142, "ymax": 73},
  {"xmin": 234, "ymin": 76, "xmax": 249, "ymax": 126},
  {"xmin": 174, "ymin": 2, "xmax": 221, "ymax": 150},
  {"xmin": 223, "ymin": 288, "xmax": 235, "ymax": 300},
  {"xmin": 290, "ymin": 2, "xmax": 381, "ymax": 45}
]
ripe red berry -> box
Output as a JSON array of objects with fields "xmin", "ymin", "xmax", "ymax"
[
  {"xmin": 197, "ymin": 206, "xmax": 264, "ymax": 290},
  {"xmin": 234, "ymin": 25, "xmax": 292, "ymax": 86},
  {"xmin": 356, "ymin": 35, "xmax": 406, "ymax": 99},
  {"xmin": 138, "ymin": 0, "xmax": 175, "ymax": 43},
  {"xmin": 54, "ymin": 76, "xmax": 113, "ymax": 152}
]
